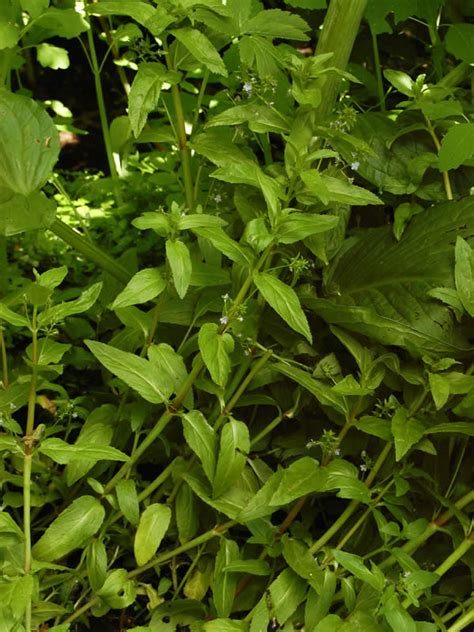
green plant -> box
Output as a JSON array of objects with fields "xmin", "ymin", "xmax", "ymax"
[{"xmin": 0, "ymin": 0, "xmax": 473, "ymax": 631}]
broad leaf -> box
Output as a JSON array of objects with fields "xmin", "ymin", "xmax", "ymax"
[
  {"xmin": 332, "ymin": 550, "xmax": 384, "ymax": 591},
  {"xmin": 244, "ymin": 9, "xmax": 310, "ymax": 41},
  {"xmin": 85, "ymin": 340, "xmax": 174, "ymax": 403},
  {"xmin": 276, "ymin": 212, "xmax": 339, "ymax": 244},
  {"xmin": 391, "ymin": 407, "xmax": 425, "ymax": 461},
  {"xmin": 39, "ymin": 283, "xmax": 102, "ymax": 326},
  {"xmin": 35, "ymin": 7, "xmax": 89, "ymax": 38},
  {"xmin": 134, "ymin": 503, "xmax": 171, "ymax": 566},
  {"xmin": 269, "ymin": 568, "xmax": 307, "ymax": 624},
  {"xmin": 254, "ymin": 272, "xmax": 312, "ymax": 342},
  {"xmin": 305, "ymin": 198, "xmax": 474, "ymax": 356},
  {"xmin": 438, "ymin": 123, "xmax": 474, "ymax": 172},
  {"xmin": 213, "ymin": 539, "xmax": 240, "ymax": 618},
  {"xmin": 32, "ymin": 496, "xmax": 105, "ymax": 561},
  {"xmin": 112, "ymin": 268, "xmax": 167, "ymax": 309},
  {"xmin": 39, "ymin": 438, "xmax": 128, "ymax": 465},
  {"xmin": 116, "ymin": 480, "xmax": 140, "ymax": 526},
  {"xmin": 445, "ymin": 23, "xmax": 474, "ymax": 64},
  {"xmin": 192, "ymin": 226, "xmax": 253, "ymax": 266},
  {"xmin": 301, "ymin": 171, "xmax": 382, "ymax": 206}
]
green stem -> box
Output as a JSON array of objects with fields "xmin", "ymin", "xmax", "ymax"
[
  {"xmin": 442, "ymin": 596, "xmax": 474, "ymax": 624},
  {"xmin": 370, "ymin": 26, "xmax": 385, "ymax": 111},
  {"xmin": 424, "ymin": 116, "xmax": 453, "ymax": 201},
  {"xmin": 49, "ymin": 219, "xmax": 131, "ymax": 284},
  {"xmin": 23, "ymin": 308, "xmax": 38, "ymax": 632},
  {"xmin": 309, "ymin": 443, "xmax": 392, "ymax": 554},
  {"xmin": 315, "ymin": 0, "xmax": 368, "ymax": 117},
  {"xmin": 84, "ymin": 5, "xmax": 122, "ymax": 203},
  {"xmin": 0, "ymin": 236, "xmax": 7, "ymax": 295},
  {"xmin": 0, "ymin": 328, "xmax": 8, "ymax": 388},
  {"xmin": 63, "ymin": 521, "xmax": 236, "ymax": 625},
  {"xmin": 447, "ymin": 608, "xmax": 474, "ymax": 632},
  {"xmin": 164, "ymin": 42, "xmax": 195, "ymax": 211}
]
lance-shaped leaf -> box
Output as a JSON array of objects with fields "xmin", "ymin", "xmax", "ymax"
[
  {"xmin": 32, "ymin": 496, "xmax": 105, "ymax": 562},
  {"xmin": 85, "ymin": 340, "xmax": 174, "ymax": 403},
  {"xmin": 166, "ymin": 239, "xmax": 192, "ymax": 299},
  {"xmin": 213, "ymin": 419, "xmax": 250, "ymax": 498},
  {"xmin": 213, "ymin": 538, "xmax": 240, "ymax": 618},
  {"xmin": 254, "ymin": 272, "xmax": 312, "ymax": 342},
  {"xmin": 276, "ymin": 212, "xmax": 339, "ymax": 244},
  {"xmin": 171, "ymin": 27, "xmax": 227, "ymax": 76},
  {"xmin": 198, "ymin": 323, "xmax": 234, "ymax": 387},
  {"xmin": 112, "ymin": 268, "xmax": 166, "ymax": 309},
  {"xmin": 39, "ymin": 438, "xmax": 128, "ymax": 465},
  {"xmin": 134, "ymin": 503, "xmax": 171, "ymax": 566},
  {"xmin": 182, "ymin": 410, "xmax": 216, "ymax": 482},
  {"xmin": 455, "ymin": 236, "xmax": 474, "ymax": 317},
  {"xmin": 128, "ymin": 62, "xmax": 180, "ymax": 137}
]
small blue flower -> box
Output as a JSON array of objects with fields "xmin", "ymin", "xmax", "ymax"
[{"xmin": 351, "ymin": 161, "xmax": 360, "ymax": 171}]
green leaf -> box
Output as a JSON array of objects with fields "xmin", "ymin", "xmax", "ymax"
[
  {"xmin": 425, "ymin": 422, "xmax": 474, "ymax": 436},
  {"xmin": 269, "ymin": 568, "xmax": 307, "ymax": 624},
  {"xmin": 96, "ymin": 568, "xmax": 136, "ymax": 609},
  {"xmin": 148, "ymin": 343, "xmax": 191, "ymax": 404},
  {"xmin": 428, "ymin": 373, "xmax": 450, "ymax": 410},
  {"xmin": 36, "ymin": 7, "xmax": 89, "ymax": 38},
  {"xmin": 284, "ymin": 0, "xmax": 326, "ymax": 7},
  {"xmin": 393, "ymin": 202, "xmax": 424, "ymax": 241},
  {"xmin": 213, "ymin": 538, "xmax": 240, "ymax": 617},
  {"xmin": 132, "ymin": 211, "xmax": 171, "ymax": 236},
  {"xmin": 134, "ymin": 503, "xmax": 171, "ymax": 566},
  {"xmin": 198, "ymin": 322, "xmax": 234, "ymax": 387},
  {"xmin": 445, "ymin": 23, "xmax": 474, "ymax": 64},
  {"xmin": 254, "ymin": 272, "xmax": 312, "ymax": 342},
  {"xmin": 203, "ymin": 621, "xmax": 246, "ymax": 632},
  {"xmin": 166, "ymin": 239, "xmax": 192, "ymax": 299},
  {"xmin": 0, "ymin": 303, "xmax": 30, "ymax": 327},
  {"xmin": 192, "ymin": 226, "xmax": 253, "ymax": 266},
  {"xmin": 382, "ymin": 593, "xmax": 417, "ymax": 632},
  {"xmin": 182, "ymin": 410, "xmax": 216, "ymax": 483},
  {"xmin": 206, "ymin": 103, "xmax": 291, "ymax": 134},
  {"xmin": 384, "ymin": 69, "xmax": 415, "ymax": 97},
  {"xmin": 32, "ymin": 496, "xmax": 105, "ymax": 561},
  {"xmin": 112, "ymin": 268, "xmax": 167, "ymax": 309},
  {"xmin": 282, "ymin": 537, "xmax": 324, "ymax": 591},
  {"xmin": 87, "ymin": 1, "xmax": 175, "ymax": 35},
  {"xmin": 179, "ymin": 213, "xmax": 227, "ymax": 231},
  {"xmin": 270, "ymin": 457, "xmax": 326, "ymax": 505},
  {"xmin": 274, "ymin": 362, "xmax": 348, "ymax": 414},
  {"xmin": 116, "ymin": 480, "xmax": 140, "ymax": 526},
  {"xmin": 213, "ymin": 419, "xmax": 250, "ymax": 497},
  {"xmin": 301, "ymin": 171, "xmax": 382, "ymax": 206},
  {"xmin": 354, "ymin": 416, "xmax": 392, "ymax": 441},
  {"xmin": 36, "ymin": 43, "xmax": 69, "ymax": 70},
  {"xmin": 0, "ymin": 188, "xmax": 57, "ymax": 236},
  {"xmin": 39, "ymin": 282, "xmax": 102, "ymax": 326},
  {"xmin": 176, "ymin": 482, "xmax": 199, "ymax": 544},
  {"xmin": 305, "ymin": 198, "xmax": 474, "ymax": 356},
  {"xmin": 128, "ymin": 62, "xmax": 180, "ymax": 137},
  {"xmin": 85, "ymin": 340, "xmax": 173, "ymax": 403},
  {"xmin": 438, "ymin": 123, "xmax": 474, "ymax": 171},
  {"xmin": 171, "ymin": 27, "xmax": 227, "ymax": 76},
  {"xmin": 86, "ymin": 539, "xmax": 107, "ymax": 592},
  {"xmin": 332, "ymin": 550, "xmax": 384, "ymax": 591},
  {"xmin": 39, "ymin": 438, "xmax": 128, "ymax": 465},
  {"xmin": 223, "ymin": 559, "xmax": 270, "ymax": 575},
  {"xmin": 391, "ymin": 407, "xmax": 425, "ymax": 461},
  {"xmin": 237, "ymin": 469, "xmax": 283, "ymax": 521},
  {"xmin": 0, "ymin": 87, "xmax": 59, "ymax": 194},
  {"xmin": 244, "ymin": 9, "xmax": 310, "ymax": 41},
  {"xmin": 276, "ymin": 212, "xmax": 339, "ymax": 244}
]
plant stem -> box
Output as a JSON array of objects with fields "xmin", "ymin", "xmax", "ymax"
[
  {"xmin": 164, "ymin": 42, "xmax": 195, "ymax": 211},
  {"xmin": 84, "ymin": 4, "xmax": 122, "ymax": 204},
  {"xmin": 447, "ymin": 608, "xmax": 474, "ymax": 632},
  {"xmin": 49, "ymin": 219, "xmax": 131, "ymax": 284},
  {"xmin": 23, "ymin": 307, "xmax": 39, "ymax": 632},
  {"xmin": 315, "ymin": 0, "xmax": 368, "ymax": 117},
  {"xmin": 424, "ymin": 116, "xmax": 453, "ymax": 200},
  {"xmin": 0, "ymin": 328, "xmax": 8, "ymax": 388},
  {"xmin": 370, "ymin": 26, "xmax": 385, "ymax": 111}
]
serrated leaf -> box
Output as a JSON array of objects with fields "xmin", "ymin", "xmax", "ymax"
[
  {"xmin": 85, "ymin": 340, "xmax": 173, "ymax": 403},
  {"xmin": 213, "ymin": 419, "xmax": 249, "ymax": 497},
  {"xmin": 254, "ymin": 272, "xmax": 312, "ymax": 342},
  {"xmin": 134, "ymin": 503, "xmax": 171, "ymax": 566},
  {"xmin": 36, "ymin": 43, "xmax": 69, "ymax": 70},
  {"xmin": 171, "ymin": 27, "xmax": 227, "ymax": 76},
  {"xmin": 198, "ymin": 322, "xmax": 234, "ymax": 387},
  {"xmin": 32, "ymin": 496, "xmax": 105, "ymax": 561},
  {"xmin": 112, "ymin": 267, "xmax": 167, "ymax": 309},
  {"xmin": 35, "ymin": 7, "xmax": 89, "ymax": 38},
  {"xmin": 166, "ymin": 239, "xmax": 192, "ymax": 299},
  {"xmin": 182, "ymin": 410, "xmax": 216, "ymax": 482},
  {"xmin": 438, "ymin": 123, "xmax": 474, "ymax": 172},
  {"xmin": 128, "ymin": 62, "xmax": 180, "ymax": 137}
]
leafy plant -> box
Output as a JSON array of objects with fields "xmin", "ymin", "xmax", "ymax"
[{"xmin": 0, "ymin": 0, "xmax": 472, "ymax": 631}]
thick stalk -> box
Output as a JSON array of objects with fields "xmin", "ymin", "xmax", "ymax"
[
  {"xmin": 370, "ymin": 26, "xmax": 385, "ymax": 111},
  {"xmin": 23, "ymin": 308, "xmax": 39, "ymax": 632},
  {"xmin": 447, "ymin": 606, "xmax": 474, "ymax": 632},
  {"xmin": 49, "ymin": 219, "xmax": 131, "ymax": 284},
  {"xmin": 315, "ymin": 0, "xmax": 368, "ymax": 117}
]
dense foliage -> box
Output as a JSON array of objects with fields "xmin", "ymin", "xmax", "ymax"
[{"xmin": 0, "ymin": 0, "xmax": 473, "ymax": 630}]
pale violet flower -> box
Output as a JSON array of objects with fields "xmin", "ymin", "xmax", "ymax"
[
  {"xmin": 213, "ymin": 194, "xmax": 222, "ymax": 204},
  {"xmin": 360, "ymin": 464, "xmax": 367, "ymax": 472},
  {"xmin": 351, "ymin": 161, "xmax": 360, "ymax": 171},
  {"xmin": 221, "ymin": 293, "xmax": 230, "ymax": 302},
  {"xmin": 219, "ymin": 315, "xmax": 229, "ymax": 325},
  {"xmin": 242, "ymin": 81, "xmax": 253, "ymax": 95}
]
